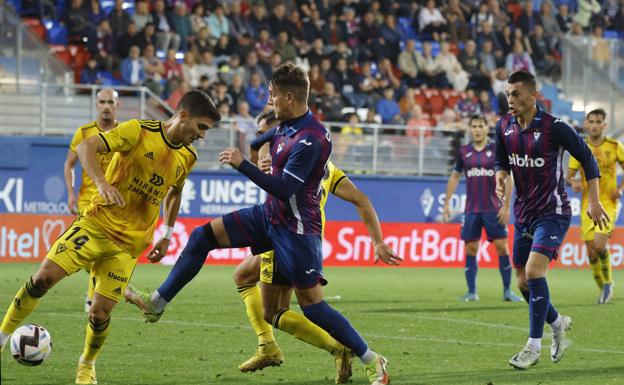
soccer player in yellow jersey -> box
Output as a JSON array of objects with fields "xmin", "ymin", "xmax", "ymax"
[
  {"xmin": 64, "ymin": 88, "xmax": 119, "ymax": 312},
  {"xmin": 568, "ymin": 108, "xmax": 624, "ymax": 304},
  {"xmin": 0, "ymin": 90, "xmax": 221, "ymax": 385}
]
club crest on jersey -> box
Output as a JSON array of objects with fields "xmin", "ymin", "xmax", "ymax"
[
  {"xmin": 276, "ymin": 142, "xmax": 284, "ymax": 154},
  {"xmin": 504, "ymin": 127, "xmax": 513, "ymax": 136},
  {"xmin": 533, "ymin": 132, "xmax": 541, "ymax": 141},
  {"xmin": 466, "ymin": 152, "xmax": 473, "ymax": 157},
  {"xmin": 486, "ymin": 150, "xmax": 492, "ymax": 157}
]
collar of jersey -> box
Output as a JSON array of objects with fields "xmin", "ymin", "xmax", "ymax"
[
  {"xmin": 278, "ymin": 110, "xmax": 312, "ymax": 136},
  {"xmin": 509, "ymin": 105, "xmax": 544, "ymax": 131},
  {"xmin": 158, "ymin": 121, "xmax": 183, "ymax": 149}
]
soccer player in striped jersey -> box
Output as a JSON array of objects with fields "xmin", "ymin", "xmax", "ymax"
[
  {"xmin": 64, "ymin": 88, "xmax": 119, "ymax": 313},
  {"xmin": 443, "ymin": 115, "xmax": 522, "ymax": 302},
  {"xmin": 495, "ymin": 71, "xmax": 607, "ymax": 369},
  {"xmin": 0, "ymin": 90, "xmax": 220, "ymax": 385},
  {"xmin": 567, "ymin": 108, "xmax": 624, "ymax": 304}
]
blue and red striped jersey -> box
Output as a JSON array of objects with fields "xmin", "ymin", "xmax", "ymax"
[{"xmin": 454, "ymin": 141, "xmax": 501, "ymax": 213}]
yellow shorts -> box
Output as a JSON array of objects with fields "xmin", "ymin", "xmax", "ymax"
[
  {"xmin": 580, "ymin": 204, "xmax": 616, "ymax": 241},
  {"xmin": 46, "ymin": 216, "xmax": 136, "ymax": 302},
  {"xmin": 259, "ymin": 251, "xmax": 275, "ymax": 284}
]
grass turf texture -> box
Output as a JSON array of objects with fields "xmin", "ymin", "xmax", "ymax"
[{"xmin": 0, "ymin": 263, "xmax": 622, "ymax": 385}]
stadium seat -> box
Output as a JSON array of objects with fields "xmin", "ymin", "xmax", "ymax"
[
  {"xmin": 22, "ymin": 18, "xmax": 46, "ymax": 40},
  {"xmin": 429, "ymin": 94, "xmax": 446, "ymax": 115},
  {"xmin": 46, "ymin": 22, "xmax": 68, "ymax": 45}
]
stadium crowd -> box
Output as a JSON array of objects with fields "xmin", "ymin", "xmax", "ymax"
[{"xmin": 12, "ymin": 0, "xmax": 624, "ymax": 136}]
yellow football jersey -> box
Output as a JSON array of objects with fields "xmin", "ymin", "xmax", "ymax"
[
  {"xmin": 569, "ymin": 137, "xmax": 624, "ymax": 205},
  {"xmin": 69, "ymin": 121, "xmax": 116, "ymax": 212},
  {"xmin": 84, "ymin": 119, "xmax": 197, "ymax": 256},
  {"xmin": 320, "ymin": 161, "xmax": 347, "ymax": 234}
]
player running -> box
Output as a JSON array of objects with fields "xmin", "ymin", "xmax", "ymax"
[
  {"xmin": 567, "ymin": 108, "xmax": 624, "ymax": 304},
  {"xmin": 494, "ymin": 71, "xmax": 607, "ymax": 370},
  {"xmin": 0, "ymin": 90, "xmax": 220, "ymax": 385},
  {"xmin": 443, "ymin": 114, "xmax": 522, "ymax": 302}
]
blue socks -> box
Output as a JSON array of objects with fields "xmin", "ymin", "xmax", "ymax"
[
  {"xmin": 302, "ymin": 301, "xmax": 368, "ymax": 357},
  {"xmin": 465, "ymin": 255, "xmax": 477, "ymax": 294},
  {"xmin": 157, "ymin": 225, "xmax": 217, "ymax": 302},
  {"xmin": 498, "ymin": 255, "xmax": 512, "ymax": 290},
  {"xmin": 527, "ymin": 277, "xmax": 559, "ymax": 338},
  {"xmin": 521, "ymin": 286, "xmax": 559, "ymax": 326}
]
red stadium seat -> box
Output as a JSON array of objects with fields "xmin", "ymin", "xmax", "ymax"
[
  {"xmin": 446, "ymin": 95, "xmax": 461, "ymax": 109},
  {"xmin": 414, "ymin": 93, "xmax": 427, "ymax": 110},
  {"xmin": 429, "ymin": 94, "xmax": 446, "ymax": 114},
  {"xmin": 23, "ymin": 18, "xmax": 46, "ymax": 41}
]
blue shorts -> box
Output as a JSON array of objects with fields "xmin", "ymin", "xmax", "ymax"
[
  {"xmin": 222, "ymin": 204, "xmax": 325, "ymax": 288},
  {"xmin": 512, "ymin": 215, "xmax": 571, "ymax": 268},
  {"xmin": 460, "ymin": 212, "xmax": 508, "ymax": 242}
]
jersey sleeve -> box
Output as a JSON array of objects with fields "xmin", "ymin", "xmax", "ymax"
[
  {"xmin": 250, "ymin": 127, "xmax": 277, "ymax": 151},
  {"xmin": 552, "ymin": 120, "xmax": 599, "ymax": 180},
  {"xmin": 617, "ymin": 141, "xmax": 624, "ymax": 164},
  {"xmin": 453, "ymin": 151, "xmax": 464, "ymax": 173},
  {"xmin": 69, "ymin": 127, "xmax": 83, "ymax": 153},
  {"xmin": 328, "ymin": 162, "xmax": 348, "ymax": 194},
  {"xmin": 494, "ymin": 119, "xmax": 510, "ymax": 172},
  {"xmin": 282, "ymin": 136, "xmax": 322, "ymax": 183},
  {"xmin": 174, "ymin": 148, "xmax": 197, "ymax": 189},
  {"xmin": 98, "ymin": 119, "xmax": 141, "ymax": 153},
  {"xmin": 568, "ymin": 155, "xmax": 580, "ymax": 170}
]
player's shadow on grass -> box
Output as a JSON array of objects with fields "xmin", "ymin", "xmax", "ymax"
[{"xmin": 367, "ymin": 305, "xmax": 514, "ymax": 314}]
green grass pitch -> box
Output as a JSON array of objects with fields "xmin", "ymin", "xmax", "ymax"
[{"xmin": 1, "ymin": 263, "xmax": 622, "ymax": 384}]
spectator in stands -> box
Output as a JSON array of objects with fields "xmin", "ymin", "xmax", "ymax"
[
  {"xmin": 611, "ymin": 3, "xmax": 624, "ymax": 31},
  {"xmin": 478, "ymin": 89, "xmax": 498, "ymax": 117},
  {"xmin": 471, "ymin": 2, "xmax": 494, "ymax": 36},
  {"xmin": 191, "ymin": 26, "xmax": 214, "ymax": 58},
  {"xmin": 306, "ymin": 38, "xmax": 327, "ymax": 67},
  {"xmin": 285, "ymin": 10, "xmax": 309, "ymax": 52},
  {"xmin": 574, "ymin": 0, "xmax": 602, "ymax": 31},
  {"xmin": 63, "ymin": 0, "xmax": 95, "ymax": 44},
  {"xmin": 207, "ymin": 4, "xmax": 230, "ymax": 39},
  {"xmin": 476, "ymin": 21, "xmax": 501, "ymax": 52},
  {"xmin": 228, "ymin": 0, "xmax": 252, "ymax": 37},
  {"xmin": 443, "ymin": 0, "xmax": 469, "ymax": 43},
  {"xmin": 459, "ymin": 40, "xmax": 490, "ymax": 91},
  {"xmin": 244, "ymin": 51, "xmax": 269, "ymax": 84},
  {"xmin": 166, "ymin": 80, "xmax": 190, "ymax": 109},
  {"xmin": 163, "ymin": 48, "xmax": 184, "ymax": 91},
  {"xmin": 245, "ymin": 72, "xmax": 268, "ymax": 116},
  {"xmin": 274, "ymin": 31, "xmax": 297, "ymax": 63},
  {"xmin": 213, "ymin": 82, "xmax": 234, "ymax": 110},
  {"xmin": 516, "ymin": 0, "xmax": 538, "ymax": 35},
  {"xmin": 416, "ymin": 41, "xmax": 448, "ymax": 89},
  {"xmin": 190, "ymin": 3, "xmax": 206, "ymax": 35},
  {"xmin": 378, "ymin": 58, "xmax": 402, "ymax": 90},
  {"xmin": 309, "ymin": 63, "xmax": 326, "ymax": 97},
  {"xmin": 219, "ymin": 54, "xmax": 245, "ymax": 86},
  {"xmin": 116, "ymin": 21, "xmax": 142, "ymax": 59},
  {"xmin": 234, "ymin": 100, "xmax": 255, "ymax": 157},
  {"xmin": 359, "ymin": 11, "xmax": 384, "ymax": 61},
  {"xmin": 398, "ymin": 39, "xmax": 422, "ymax": 88},
  {"xmin": 255, "ymin": 28, "xmax": 275, "ymax": 63},
  {"xmin": 136, "ymin": 22, "xmax": 157, "ymax": 52},
  {"xmin": 399, "ymin": 88, "xmax": 417, "ymax": 117},
  {"xmin": 227, "ymin": 74, "xmax": 246, "ymax": 109},
  {"xmin": 142, "ymin": 43, "xmax": 165, "ymax": 95},
  {"xmin": 213, "ymin": 34, "xmax": 234, "ymax": 65},
  {"xmin": 376, "ymin": 88, "xmax": 403, "ymax": 125},
  {"xmin": 153, "ymin": 0, "xmax": 180, "ymax": 52},
  {"xmin": 529, "ymin": 24, "xmax": 561, "ymax": 81},
  {"xmin": 80, "ymin": 57, "xmax": 102, "ymax": 85},
  {"xmin": 133, "ymin": 0, "xmax": 153, "ymax": 31},
  {"xmin": 479, "ymin": 39, "xmax": 498, "ymax": 75},
  {"xmin": 603, "ymin": 0, "xmax": 621, "ymax": 28},
  {"xmin": 330, "ymin": 41, "xmax": 354, "ymax": 67},
  {"xmin": 456, "ymin": 89, "xmax": 481, "ymax": 119},
  {"xmin": 538, "ymin": 2, "xmax": 561, "ymax": 39},
  {"xmin": 197, "ymin": 51, "xmax": 218, "ymax": 82},
  {"xmin": 304, "ymin": 9, "xmax": 325, "ymax": 42},
  {"xmin": 489, "ymin": 0, "xmax": 511, "ymax": 32},
  {"xmin": 499, "ymin": 25, "xmax": 514, "ymax": 56},
  {"xmin": 171, "ymin": 2, "xmax": 192, "ymax": 52},
  {"xmin": 505, "ymin": 38, "xmax": 535, "ymax": 74},
  {"xmin": 437, "ymin": 41, "xmax": 469, "ymax": 91},
  {"xmin": 182, "ymin": 51, "xmax": 200, "ymax": 88},
  {"xmin": 121, "ymin": 45, "xmax": 145, "ymax": 86},
  {"xmin": 491, "ymin": 68, "xmax": 509, "ymax": 114},
  {"xmin": 197, "ymin": 74, "xmax": 210, "ymax": 94},
  {"xmin": 319, "ymin": 82, "xmax": 346, "ymax": 122},
  {"xmin": 341, "ymin": 113, "xmax": 364, "ymax": 136},
  {"xmin": 591, "ymin": 26, "xmax": 611, "ymax": 68},
  {"xmin": 108, "ymin": 0, "xmax": 131, "ymax": 40},
  {"xmin": 92, "ymin": 19, "xmax": 115, "ymax": 73},
  {"xmin": 268, "ymin": 3, "xmax": 288, "ymax": 37},
  {"xmin": 88, "ymin": 0, "xmax": 105, "ymax": 26},
  {"xmin": 322, "ymin": 13, "xmax": 348, "ymax": 47},
  {"xmin": 248, "ymin": 2, "xmax": 270, "ymax": 39},
  {"xmin": 23, "ymin": 0, "xmax": 56, "ymax": 20},
  {"xmin": 419, "ymin": 0, "xmax": 447, "ymax": 41},
  {"xmin": 379, "ymin": 14, "xmax": 402, "ymax": 63},
  {"xmin": 557, "ymin": 4, "xmax": 574, "ymax": 33}
]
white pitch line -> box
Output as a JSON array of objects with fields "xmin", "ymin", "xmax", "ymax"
[{"xmin": 28, "ymin": 311, "xmax": 624, "ymax": 356}]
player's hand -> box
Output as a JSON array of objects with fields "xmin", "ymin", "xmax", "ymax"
[
  {"xmin": 219, "ymin": 147, "xmax": 245, "ymax": 168},
  {"xmin": 258, "ymin": 154, "xmax": 272, "ymax": 173},
  {"xmin": 495, "ymin": 174, "xmax": 507, "ymax": 200},
  {"xmin": 570, "ymin": 179, "xmax": 582, "ymax": 193},
  {"xmin": 146, "ymin": 238, "xmax": 170, "ymax": 263},
  {"xmin": 96, "ymin": 181, "xmax": 125, "ymax": 207},
  {"xmin": 68, "ymin": 192, "xmax": 78, "ymax": 215},
  {"xmin": 442, "ymin": 206, "xmax": 451, "ymax": 223},
  {"xmin": 587, "ymin": 199, "xmax": 610, "ymax": 230},
  {"xmin": 610, "ymin": 188, "xmax": 623, "ymax": 200},
  {"xmin": 497, "ymin": 206, "xmax": 510, "ymax": 225},
  {"xmin": 374, "ymin": 242, "xmax": 402, "ymax": 265}
]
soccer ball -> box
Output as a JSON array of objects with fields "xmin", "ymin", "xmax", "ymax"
[{"xmin": 10, "ymin": 324, "xmax": 52, "ymax": 366}]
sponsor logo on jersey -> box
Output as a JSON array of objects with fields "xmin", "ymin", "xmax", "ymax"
[
  {"xmin": 149, "ymin": 173, "xmax": 164, "ymax": 186},
  {"xmin": 466, "ymin": 167, "xmax": 494, "ymax": 177},
  {"xmin": 508, "ymin": 154, "xmax": 545, "ymax": 168},
  {"xmin": 144, "ymin": 151, "xmax": 155, "ymax": 160}
]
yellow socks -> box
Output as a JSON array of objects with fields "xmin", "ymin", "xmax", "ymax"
[
  {"xmin": 238, "ymin": 284, "xmax": 275, "ymax": 345},
  {"xmin": 274, "ymin": 309, "xmax": 342, "ymax": 356},
  {"xmin": 81, "ymin": 317, "xmax": 110, "ymax": 362},
  {"xmin": 589, "ymin": 258, "xmax": 604, "ymax": 290},
  {"xmin": 0, "ymin": 278, "xmax": 45, "ymax": 334},
  {"xmin": 598, "ymin": 249, "xmax": 613, "ymax": 285}
]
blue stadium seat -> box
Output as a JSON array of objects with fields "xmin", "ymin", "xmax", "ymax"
[
  {"xmin": 541, "ymin": 84, "xmax": 558, "ymax": 100},
  {"xmin": 603, "ymin": 30, "xmax": 620, "ymax": 39},
  {"xmin": 7, "ymin": 0, "xmax": 21, "ymax": 14},
  {"xmin": 46, "ymin": 22, "xmax": 67, "ymax": 45}
]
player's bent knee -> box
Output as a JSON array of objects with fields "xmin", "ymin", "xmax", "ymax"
[
  {"xmin": 30, "ymin": 274, "xmax": 56, "ymax": 292},
  {"xmin": 88, "ymin": 307, "xmax": 111, "ymax": 325},
  {"xmin": 465, "ymin": 242, "xmax": 479, "ymax": 256}
]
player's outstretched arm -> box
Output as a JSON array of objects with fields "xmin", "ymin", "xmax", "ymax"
[
  {"xmin": 443, "ymin": 172, "xmax": 461, "ymax": 223},
  {"xmin": 147, "ymin": 186, "xmax": 182, "ymax": 263},
  {"xmin": 333, "ymin": 178, "xmax": 402, "ymax": 265},
  {"xmin": 586, "ymin": 178, "xmax": 610, "ymax": 230},
  {"xmin": 76, "ymin": 135, "xmax": 125, "ymax": 207},
  {"xmin": 63, "ymin": 149, "xmax": 79, "ymax": 215}
]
